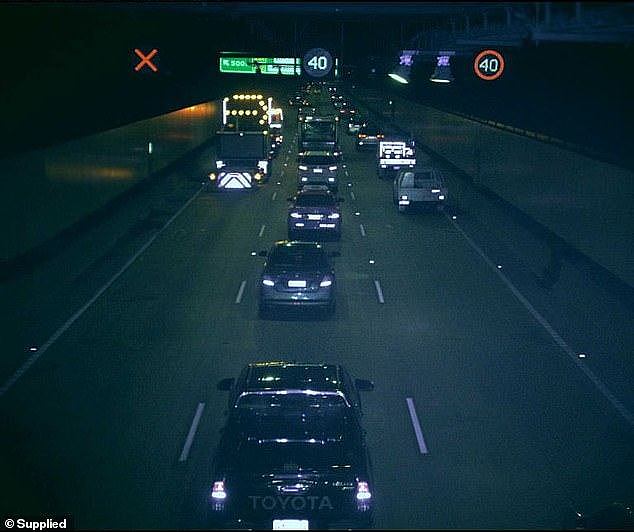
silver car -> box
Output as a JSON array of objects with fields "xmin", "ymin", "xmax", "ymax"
[
  {"xmin": 258, "ymin": 241, "xmax": 339, "ymax": 315},
  {"xmin": 297, "ymin": 151, "xmax": 340, "ymax": 193}
]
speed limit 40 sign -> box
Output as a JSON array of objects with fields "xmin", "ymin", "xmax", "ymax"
[
  {"xmin": 474, "ymin": 49, "xmax": 505, "ymax": 81},
  {"xmin": 303, "ymin": 48, "xmax": 333, "ymax": 78}
]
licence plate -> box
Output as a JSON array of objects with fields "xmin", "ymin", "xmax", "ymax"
[
  {"xmin": 273, "ymin": 520, "xmax": 309, "ymax": 530},
  {"xmin": 288, "ymin": 280, "xmax": 307, "ymax": 288},
  {"xmin": 307, "ymin": 214, "xmax": 322, "ymax": 220},
  {"xmin": 313, "ymin": 168, "xmax": 323, "ymax": 173}
]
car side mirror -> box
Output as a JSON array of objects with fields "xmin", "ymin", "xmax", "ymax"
[
  {"xmin": 355, "ymin": 379, "xmax": 374, "ymax": 392},
  {"xmin": 217, "ymin": 378, "xmax": 235, "ymax": 391},
  {"xmin": 258, "ymin": 250, "xmax": 268, "ymax": 257},
  {"xmin": 329, "ymin": 251, "xmax": 341, "ymax": 258}
]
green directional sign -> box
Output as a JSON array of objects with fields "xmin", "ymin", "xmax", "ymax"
[{"xmin": 219, "ymin": 56, "xmax": 301, "ymax": 75}]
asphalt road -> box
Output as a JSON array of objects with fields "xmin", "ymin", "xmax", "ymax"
[{"xmin": 1, "ymin": 89, "xmax": 633, "ymax": 530}]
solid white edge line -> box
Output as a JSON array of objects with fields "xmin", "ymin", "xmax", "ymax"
[
  {"xmin": 374, "ymin": 280, "xmax": 385, "ymax": 304},
  {"xmin": 235, "ymin": 280, "xmax": 247, "ymax": 304},
  {"xmin": 272, "ymin": 191, "xmax": 278, "ymax": 201},
  {"xmin": 179, "ymin": 402, "xmax": 205, "ymax": 462},
  {"xmin": 446, "ymin": 214, "xmax": 634, "ymax": 428},
  {"xmin": 258, "ymin": 224, "xmax": 266, "ymax": 238},
  {"xmin": 406, "ymin": 397, "xmax": 429, "ymax": 454},
  {"xmin": 0, "ymin": 186, "xmax": 204, "ymax": 398},
  {"xmin": 360, "ymin": 223, "xmax": 366, "ymax": 237},
  {"xmin": 350, "ymin": 190, "xmax": 356, "ymax": 201}
]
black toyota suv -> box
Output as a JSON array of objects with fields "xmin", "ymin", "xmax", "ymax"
[{"xmin": 208, "ymin": 361, "xmax": 375, "ymax": 530}]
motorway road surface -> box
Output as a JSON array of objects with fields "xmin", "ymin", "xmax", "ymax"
[{"xmin": 1, "ymin": 90, "xmax": 633, "ymax": 529}]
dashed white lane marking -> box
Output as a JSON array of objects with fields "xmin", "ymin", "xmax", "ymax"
[
  {"xmin": 179, "ymin": 402, "xmax": 205, "ymax": 462},
  {"xmin": 272, "ymin": 191, "xmax": 278, "ymax": 201},
  {"xmin": 235, "ymin": 280, "xmax": 247, "ymax": 304},
  {"xmin": 374, "ymin": 280, "xmax": 385, "ymax": 304},
  {"xmin": 258, "ymin": 224, "xmax": 266, "ymax": 238},
  {"xmin": 446, "ymin": 214, "xmax": 634, "ymax": 428},
  {"xmin": 350, "ymin": 190, "xmax": 356, "ymax": 201},
  {"xmin": 406, "ymin": 397, "xmax": 429, "ymax": 454},
  {"xmin": 360, "ymin": 224, "xmax": 366, "ymax": 237},
  {"xmin": 0, "ymin": 186, "xmax": 204, "ymax": 398}
]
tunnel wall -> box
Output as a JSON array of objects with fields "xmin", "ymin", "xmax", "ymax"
[
  {"xmin": 352, "ymin": 90, "xmax": 634, "ymax": 288},
  {"xmin": 0, "ymin": 102, "xmax": 218, "ymax": 263}
]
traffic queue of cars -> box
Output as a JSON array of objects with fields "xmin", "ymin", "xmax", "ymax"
[
  {"xmin": 206, "ymin": 82, "xmax": 450, "ymax": 530},
  {"xmin": 258, "ymin": 83, "xmax": 345, "ymax": 317},
  {"xmin": 207, "ymin": 84, "xmax": 376, "ymax": 531}
]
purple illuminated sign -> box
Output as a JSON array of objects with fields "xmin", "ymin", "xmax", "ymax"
[
  {"xmin": 399, "ymin": 54, "xmax": 414, "ymax": 66},
  {"xmin": 437, "ymin": 55, "xmax": 451, "ymax": 67}
]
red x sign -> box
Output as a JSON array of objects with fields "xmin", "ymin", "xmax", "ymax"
[{"xmin": 134, "ymin": 48, "xmax": 158, "ymax": 72}]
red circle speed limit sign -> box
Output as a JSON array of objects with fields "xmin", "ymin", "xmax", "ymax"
[{"xmin": 474, "ymin": 49, "xmax": 505, "ymax": 80}]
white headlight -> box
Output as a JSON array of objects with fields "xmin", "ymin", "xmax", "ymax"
[
  {"xmin": 290, "ymin": 212, "xmax": 302, "ymax": 218},
  {"xmin": 329, "ymin": 166, "xmax": 338, "ymax": 171},
  {"xmin": 328, "ymin": 213, "xmax": 340, "ymax": 219},
  {"xmin": 262, "ymin": 279, "xmax": 275, "ymax": 287},
  {"xmin": 320, "ymin": 278, "xmax": 332, "ymax": 287},
  {"xmin": 299, "ymin": 165, "xmax": 308, "ymax": 171}
]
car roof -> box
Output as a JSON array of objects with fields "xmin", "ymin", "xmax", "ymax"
[
  {"xmin": 296, "ymin": 189, "xmax": 334, "ymax": 197},
  {"xmin": 300, "ymin": 150, "xmax": 334, "ymax": 157},
  {"xmin": 272, "ymin": 240, "xmax": 324, "ymax": 251},
  {"xmin": 244, "ymin": 362, "xmax": 343, "ymax": 393}
]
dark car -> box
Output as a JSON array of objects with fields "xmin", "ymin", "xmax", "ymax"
[
  {"xmin": 356, "ymin": 122, "xmax": 384, "ymax": 150},
  {"xmin": 288, "ymin": 189, "xmax": 343, "ymax": 240},
  {"xmin": 209, "ymin": 361, "xmax": 375, "ymax": 530},
  {"xmin": 258, "ymin": 241, "xmax": 338, "ymax": 315}
]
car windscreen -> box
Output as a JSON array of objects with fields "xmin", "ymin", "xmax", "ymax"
[
  {"xmin": 268, "ymin": 247, "xmax": 329, "ymax": 269},
  {"xmin": 238, "ymin": 440, "xmax": 355, "ymax": 472},
  {"xmin": 295, "ymin": 194, "xmax": 337, "ymax": 207},
  {"xmin": 299, "ymin": 155, "xmax": 336, "ymax": 166},
  {"xmin": 414, "ymin": 171, "xmax": 435, "ymax": 187},
  {"xmin": 361, "ymin": 125, "xmax": 381, "ymax": 134},
  {"xmin": 237, "ymin": 392, "xmax": 347, "ymax": 410},
  {"xmin": 302, "ymin": 122, "xmax": 336, "ymax": 140}
]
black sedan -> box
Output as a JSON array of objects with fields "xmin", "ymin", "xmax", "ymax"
[
  {"xmin": 209, "ymin": 361, "xmax": 375, "ymax": 530},
  {"xmin": 288, "ymin": 189, "xmax": 343, "ymax": 241},
  {"xmin": 258, "ymin": 241, "xmax": 338, "ymax": 315}
]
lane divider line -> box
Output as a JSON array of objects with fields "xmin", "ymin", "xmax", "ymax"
[
  {"xmin": 258, "ymin": 224, "xmax": 266, "ymax": 238},
  {"xmin": 350, "ymin": 190, "xmax": 356, "ymax": 201},
  {"xmin": 179, "ymin": 402, "xmax": 205, "ymax": 462},
  {"xmin": 272, "ymin": 191, "xmax": 278, "ymax": 201},
  {"xmin": 406, "ymin": 397, "xmax": 429, "ymax": 454},
  {"xmin": 0, "ymin": 186, "xmax": 204, "ymax": 398},
  {"xmin": 374, "ymin": 279, "xmax": 385, "ymax": 304},
  {"xmin": 446, "ymin": 214, "xmax": 634, "ymax": 428},
  {"xmin": 360, "ymin": 224, "xmax": 366, "ymax": 237},
  {"xmin": 235, "ymin": 280, "xmax": 247, "ymax": 304}
]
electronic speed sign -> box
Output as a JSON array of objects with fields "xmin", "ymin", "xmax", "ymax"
[
  {"xmin": 474, "ymin": 49, "xmax": 505, "ymax": 81},
  {"xmin": 303, "ymin": 48, "xmax": 333, "ymax": 78}
]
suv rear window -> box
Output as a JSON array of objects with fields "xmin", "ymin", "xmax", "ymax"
[{"xmin": 295, "ymin": 194, "xmax": 337, "ymax": 207}]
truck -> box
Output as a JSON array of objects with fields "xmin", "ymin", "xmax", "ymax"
[
  {"xmin": 299, "ymin": 115, "xmax": 340, "ymax": 155},
  {"xmin": 392, "ymin": 165, "xmax": 448, "ymax": 212},
  {"xmin": 208, "ymin": 128, "xmax": 271, "ymax": 191},
  {"xmin": 377, "ymin": 138, "xmax": 416, "ymax": 179}
]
